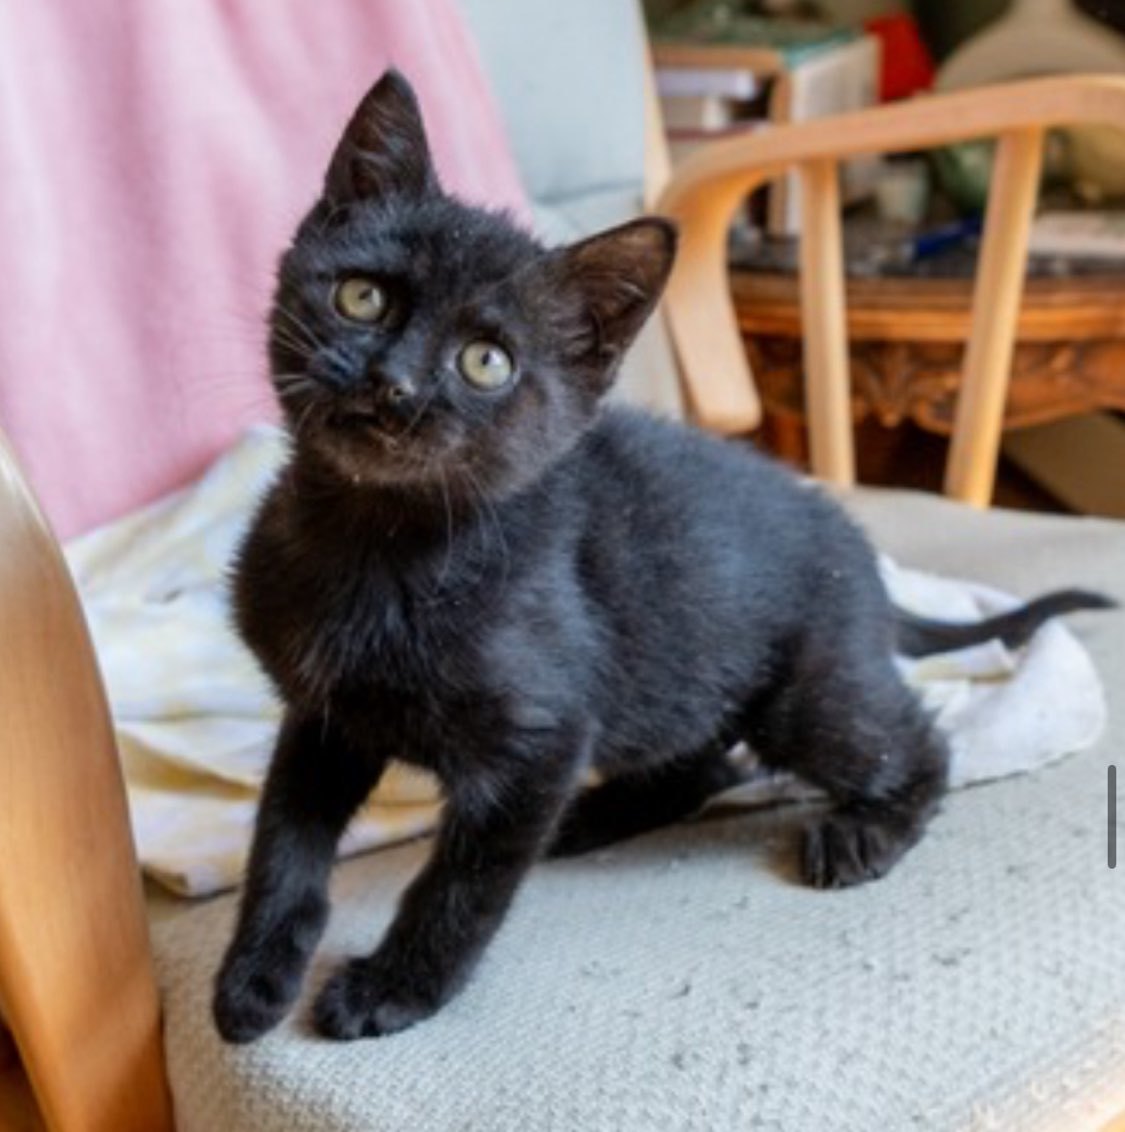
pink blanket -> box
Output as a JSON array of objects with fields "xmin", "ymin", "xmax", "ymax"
[{"xmin": 0, "ymin": 0, "xmax": 527, "ymax": 538}]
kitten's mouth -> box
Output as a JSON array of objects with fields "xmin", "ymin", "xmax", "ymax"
[
  {"xmin": 327, "ymin": 406, "xmax": 404, "ymax": 445},
  {"xmin": 331, "ymin": 407, "xmax": 380, "ymax": 429},
  {"xmin": 291, "ymin": 394, "xmax": 452, "ymax": 482}
]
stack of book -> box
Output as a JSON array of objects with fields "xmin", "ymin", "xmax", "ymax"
[
  {"xmin": 651, "ymin": 4, "xmax": 882, "ymax": 235},
  {"xmin": 657, "ymin": 64, "xmax": 763, "ymax": 168}
]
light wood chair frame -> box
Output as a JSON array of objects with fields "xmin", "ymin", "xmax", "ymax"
[
  {"xmin": 656, "ymin": 74, "xmax": 1125, "ymax": 506},
  {"xmin": 0, "ymin": 432, "xmax": 174, "ymax": 1132},
  {"xmin": 3, "ymin": 71, "xmax": 1125, "ymax": 1132}
]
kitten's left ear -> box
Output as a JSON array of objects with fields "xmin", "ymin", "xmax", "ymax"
[
  {"xmin": 552, "ymin": 218, "xmax": 678, "ymax": 384},
  {"xmin": 324, "ymin": 69, "xmax": 436, "ymax": 205}
]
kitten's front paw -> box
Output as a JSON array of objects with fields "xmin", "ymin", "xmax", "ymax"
[
  {"xmin": 212, "ymin": 893, "xmax": 329, "ymax": 1043},
  {"xmin": 213, "ymin": 951, "xmax": 302, "ymax": 1044},
  {"xmin": 313, "ymin": 958, "xmax": 440, "ymax": 1041}
]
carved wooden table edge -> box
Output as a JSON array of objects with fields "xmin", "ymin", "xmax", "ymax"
[{"xmin": 729, "ymin": 268, "xmax": 1125, "ymax": 460}]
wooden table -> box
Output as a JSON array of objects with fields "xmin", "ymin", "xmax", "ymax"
[{"xmin": 730, "ymin": 268, "xmax": 1125, "ymax": 465}]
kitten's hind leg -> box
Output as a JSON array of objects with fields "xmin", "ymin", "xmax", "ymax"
[
  {"xmin": 213, "ymin": 711, "xmax": 386, "ymax": 1043},
  {"xmin": 747, "ymin": 654, "xmax": 949, "ymax": 890},
  {"xmin": 548, "ymin": 742, "xmax": 744, "ymax": 858}
]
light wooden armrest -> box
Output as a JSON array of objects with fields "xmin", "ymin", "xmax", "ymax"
[
  {"xmin": 656, "ymin": 75, "xmax": 1125, "ymax": 504},
  {"xmin": 0, "ymin": 430, "xmax": 172, "ymax": 1132}
]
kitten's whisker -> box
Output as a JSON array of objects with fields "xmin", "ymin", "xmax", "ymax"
[
  {"xmin": 289, "ymin": 392, "xmax": 325, "ymax": 440},
  {"xmin": 273, "ymin": 372, "xmax": 317, "ymax": 395},
  {"xmin": 273, "ymin": 304, "xmax": 327, "ymax": 352},
  {"xmin": 271, "ymin": 328, "xmax": 316, "ymax": 361},
  {"xmin": 271, "ymin": 326, "xmax": 316, "ymax": 358},
  {"xmin": 272, "ymin": 330, "xmax": 318, "ymax": 362},
  {"xmin": 273, "ymin": 302, "xmax": 318, "ymax": 338},
  {"xmin": 436, "ymin": 466, "xmax": 455, "ymax": 588},
  {"xmin": 402, "ymin": 380, "xmax": 444, "ymax": 437},
  {"xmin": 277, "ymin": 389, "xmax": 315, "ymax": 410},
  {"xmin": 274, "ymin": 384, "xmax": 318, "ymax": 412}
]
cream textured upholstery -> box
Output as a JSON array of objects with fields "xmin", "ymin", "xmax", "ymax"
[{"xmin": 152, "ymin": 492, "xmax": 1124, "ymax": 1131}]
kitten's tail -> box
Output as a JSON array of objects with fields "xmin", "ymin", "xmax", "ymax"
[{"xmin": 894, "ymin": 588, "xmax": 1117, "ymax": 658}]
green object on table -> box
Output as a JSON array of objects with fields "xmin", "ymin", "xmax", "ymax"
[
  {"xmin": 931, "ymin": 140, "xmax": 997, "ymax": 213},
  {"xmin": 931, "ymin": 131, "xmax": 1071, "ymax": 215}
]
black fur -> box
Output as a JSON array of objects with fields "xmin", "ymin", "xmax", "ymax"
[
  {"xmin": 212, "ymin": 71, "xmax": 1108, "ymax": 1044},
  {"xmin": 896, "ymin": 589, "xmax": 1116, "ymax": 657}
]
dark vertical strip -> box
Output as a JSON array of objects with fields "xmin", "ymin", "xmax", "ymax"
[{"xmin": 1110, "ymin": 765, "xmax": 1117, "ymax": 870}]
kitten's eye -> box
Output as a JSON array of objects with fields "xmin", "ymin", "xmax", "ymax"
[
  {"xmin": 334, "ymin": 276, "xmax": 388, "ymax": 323},
  {"xmin": 458, "ymin": 340, "xmax": 514, "ymax": 390}
]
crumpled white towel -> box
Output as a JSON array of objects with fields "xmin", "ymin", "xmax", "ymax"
[{"xmin": 64, "ymin": 427, "xmax": 1108, "ymax": 897}]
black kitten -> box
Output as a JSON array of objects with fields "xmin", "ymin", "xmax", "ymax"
[{"xmin": 213, "ymin": 71, "xmax": 1112, "ymax": 1044}]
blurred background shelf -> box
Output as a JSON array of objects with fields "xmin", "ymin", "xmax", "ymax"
[{"xmin": 647, "ymin": 0, "xmax": 1125, "ymax": 515}]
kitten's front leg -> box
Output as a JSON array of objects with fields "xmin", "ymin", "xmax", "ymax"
[
  {"xmin": 313, "ymin": 726, "xmax": 590, "ymax": 1040},
  {"xmin": 213, "ymin": 710, "xmax": 386, "ymax": 1043}
]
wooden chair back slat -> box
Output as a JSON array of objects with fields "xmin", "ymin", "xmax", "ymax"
[
  {"xmin": 797, "ymin": 157, "xmax": 855, "ymax": 486},
  {"xmin": 945, "ymin": 127, "xmax": 1046, "ymax": 504}
]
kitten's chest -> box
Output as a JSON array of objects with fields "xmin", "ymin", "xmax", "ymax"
[{"xmin": 239, "ymin": 526, "xmax": 484, "ymax": 713}]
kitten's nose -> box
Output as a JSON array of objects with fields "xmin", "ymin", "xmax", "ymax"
[{"xmin": 371, "ymin": 371, "xmax": 418, "ymax": 417}]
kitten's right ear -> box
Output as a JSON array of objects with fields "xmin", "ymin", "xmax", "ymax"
[
  {"xmin": 549, "ymin": 218, "xmax": 678, "ymax": 386},
  {"xmin": 324, "ymin": 70, "xmax": 436, "ymax": 205}
]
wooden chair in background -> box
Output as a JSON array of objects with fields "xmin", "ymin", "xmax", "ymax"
[{"xmin": 658, "ymin": 74, "xmax": 1125, "ymax": 506}]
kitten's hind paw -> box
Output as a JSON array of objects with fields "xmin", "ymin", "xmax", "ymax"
[
  {"xmin": 801, "ymin": 808, "xmax": 920, "ymax": 890},
  {"xmin": 313, "ymin": 958, "xmax": 439, "ymax": 1041}
]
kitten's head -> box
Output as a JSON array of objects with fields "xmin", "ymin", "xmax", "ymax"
[{"xmin": 270, "ymin": 70, "xmax": 676, "ymax": 497}]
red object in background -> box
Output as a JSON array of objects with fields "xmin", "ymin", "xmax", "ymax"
[{"xmin": 865, "ymin": 13, "xmax": 936, "ymax": 102}]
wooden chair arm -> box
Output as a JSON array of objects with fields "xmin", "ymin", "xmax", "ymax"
[
  {"xmin": 0, "ymin": 429, "xmax": 172, "ymax": 1132},
  {"xmin": 655, "ymin": 75, "xmax": 1125, "ymax": 504}
]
